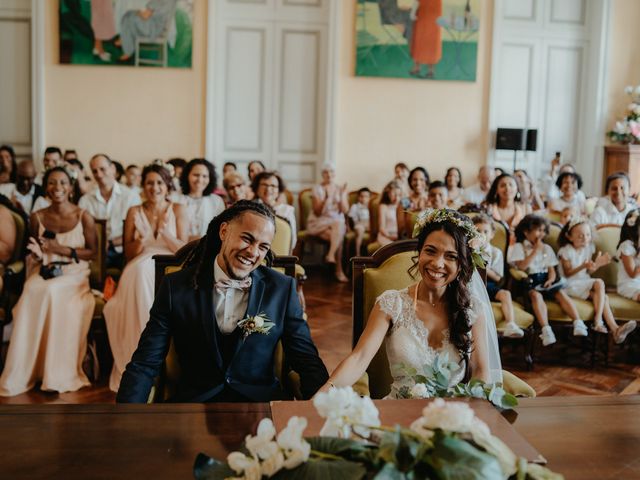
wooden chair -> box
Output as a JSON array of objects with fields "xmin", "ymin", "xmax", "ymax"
[
  {"xmin": 150, "ymin": 241, "xmax": 301, "ymax": 402},
  {"xmin": 352, "ymin": 239, "xmax": 536, "ymax": 399},
  {"xmin": 272, "ymin": 216, "xmax": 307, "ymax": 311},
  {"xmin": 365, "ymin": 195, "xmax": 382, "ymax": 254}
]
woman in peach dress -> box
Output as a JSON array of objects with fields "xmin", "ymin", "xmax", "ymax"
[
  {"xmin": 104, "ymin": 164, "xmax": 189, "ymax": 392},
  {"xmin": 409, "ymin": 0, "xmax": 443, "ymax": 78},
  {"xmin": 0, "ymin": 167, "xmax": 97, "ymax": 396}
]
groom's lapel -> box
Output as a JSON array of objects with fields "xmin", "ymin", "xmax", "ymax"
[
  {"xmin": 233, "ymin": 269, "xmax": 266, "ymax": 358},
  {"xmin": 198, "ymin": 286, "xmax": 223, "ymax": 369}
]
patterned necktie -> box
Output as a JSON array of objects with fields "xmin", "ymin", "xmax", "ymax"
[{"xmin": 214, "ymin": 277, "xmax": 252, "ymax": 294}]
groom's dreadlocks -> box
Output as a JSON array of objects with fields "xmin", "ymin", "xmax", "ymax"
[{"xmin": 185, "ymin": 200, "xmax": 276, "ymax": 290}]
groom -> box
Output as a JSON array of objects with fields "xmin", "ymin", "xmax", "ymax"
[{"xmin": 116, "ymin": 201, "xmax": 329, "ymax": 403}]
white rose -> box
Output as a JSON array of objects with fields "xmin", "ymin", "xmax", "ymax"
[
  {"xmin": 253, "ymin": 316, "xmax": 264, "ymax": 328},
  {"xmin": 314, "ymin": 386, "xmax": 380, "ymax": 439},
  {"xmin": 411, "ymin": 398, "xmax": 476, "ymax": 434},
  {"xmin": 410, "ymin": 383, "xmax": 429, "ymax": 398},
  {"xmin": 227, "ymin": 452, "xmax": 261, "ymax": 480},
  {"xmin": 277, "ymin": 416, "xmax": 311, "ymax": 469},
  {"xmin": 260, "ymin": 450, "xmax": 285, "ymax": 477},
  {"xmin": 625, "ymin": 85, "xmax": 634, "ymax": 95},
  {"xmin": 245, "ymin": 419, "xmax": 278, "ymax": 460}
]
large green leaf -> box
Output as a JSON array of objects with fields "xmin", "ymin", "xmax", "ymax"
[
  {"xmin": 422, "ymin": 432, "xmax": 503, "ymax": 480},
  {"xmin": 307, "ymin": 436, "xmax": 368, "ymax": 455},
  {"xmin": 193, "ymin": 453, "xmax": 235, "ymax": 480},
  {"xmin": 272, "ymin": 459, "xmax": 366, "ymax": 480}
]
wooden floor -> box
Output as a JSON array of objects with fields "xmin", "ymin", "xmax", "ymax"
[{"xmin": 1, "ymin": 267, "xmax": 639, "ymax": 404}]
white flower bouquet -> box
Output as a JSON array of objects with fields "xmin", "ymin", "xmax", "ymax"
[
  {"xmin": 193, "ymin": 387, "xmax": 562, "ymax": 480},
  {"xmin": 608, "ymin": 85, "xmax": 640, "ymax": 144}
]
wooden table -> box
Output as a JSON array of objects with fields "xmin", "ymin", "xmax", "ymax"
[{"xmin": 0, "ymin": 396, "xmax": 639, "ymax": 479}]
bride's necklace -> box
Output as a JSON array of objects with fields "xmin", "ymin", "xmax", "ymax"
[{"xmin": 413, "ymin": 281, "xmax": 441, "ymax": 309}]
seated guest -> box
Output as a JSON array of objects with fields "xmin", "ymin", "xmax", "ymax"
[
  {"xmin": 485, "ymin": 173, "xmax": 531, "ymax": 232},
  {"xmin": 560, "ymin": 205, "xmax": 580, "ymax": 226},
  {"xmin": 173, "ymin": 158, "xmax": 225, "ymax": 241},
  {"xmin": 549, "ymin": 172, "xmax": 586, "ymax": 215},
  {"xmin": 124, "ymin": 164, "xmax": 142, "ymax": 195},
  {"xmin": 377, "ymin": 181, "xmax": 401, "ymax": 247},
  {"xmin": 591, "ymin": 172, "xmax": 636, "ymax": 226},
  {"xmin": 462, "ymin": 165, "xmax": 495, "ymax": 205},
  {"xmin": 167, "ymin": 157, "xmax": 186, "ymax": 192},
  {"xmin": 104, "ymin": 164, "xmax": 189, "ymax": 392},
  {"xmin": 0, "ymin": 159, "xmax": 45, "ymax": 214},
  {"xmin": 307, "ymin": 164, "xmax": 349, "ymax": 282},
  {"xmin": 541, "ymin": 162, "xmax": 587, "ymax": 203},
  {"xmin": 222, "ymin": 161, "xmax": 237, "ymax": 176},
  {"xmin": 247, "ymin": 160, "xmax": 266, "ymax": 181},
  {"xmin": 65, "ymin": 158, "xmax": 93, "ymax": 196},
  {"xmin": 223, "ymin": 171, "xmax": 250, "ymax": 206},
  {"xmin": 0, "ymin": 167, "xmax": 97, "ymax": 396},
  {"xmin": 444, "ymin": 167, "xmax": 464, "ymax": 208},
  {"xmin": 348, "ymin": 187, "xmax": 371, "ymax": 255},
  {"xmin": 514, "ymin": 169, "xmax": 544, "ymax": 211},
  {"xmin": 112, "ymin": 160, "xmax": 125, "ymax": 183},
  {"xmin": 252, "ymin": 171, "xmax": 297, "ymax": 251},
  {"xmin": 397, "ymin": 166, "xmax": 429, "ymax": 237},
  {"xmin": 63, "ymin": 149, "xmax": 79, "ymax": 163},
  {"xmin": 0, "ymin": 144, "xmax": 17, "ymax": 185},
  {"xmin": 617, "ymin": 209, "xmax": 640, "ymax": 301},
  {"xmin": 0, "ymin": 202, "xmax": 17, "ymax": 295},
  {"xmin": 79, "ymin": 154, "xmax": 141, "ymax": 269},
  {"xmin": 35, "ymin": 146, "xmax": 64, "ymax": 185},
  {"xmin": 428, "ymin": 180, "xmax": 449, "ymax": 209},
  {"xmin": 116, "ymin": 201, "xmax": 329, "ymax": 403},
  {"xmin": 393, "ymin": 162, "xmax": 411, "ymax": 198}
]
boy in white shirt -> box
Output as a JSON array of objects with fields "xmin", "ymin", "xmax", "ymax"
[{"xmin": 348, "ymin": 188, "xmax": 371, "ymax": 255}]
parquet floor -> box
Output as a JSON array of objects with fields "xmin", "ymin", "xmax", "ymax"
[{"xmin": 1, "ymin": 267, "xmax": 639, "ymax": 404}]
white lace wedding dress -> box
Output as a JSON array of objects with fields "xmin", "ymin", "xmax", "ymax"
[{"xmin": 377, "ymin": 288, "xmax": 478, "ymax": 399}]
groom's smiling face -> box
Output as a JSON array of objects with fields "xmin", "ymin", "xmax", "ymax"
[{"xmin": 218, "ymin": 211, "xmax": 275, "ymax": 280}]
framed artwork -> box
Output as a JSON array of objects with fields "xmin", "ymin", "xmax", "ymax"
[
  {"xmin": 355, "ymin": 0, "xmax": 480, "ymax": 81},
  {"xmin": 59, "ymin": 0, "xmax": 193, "ymax": 68}
]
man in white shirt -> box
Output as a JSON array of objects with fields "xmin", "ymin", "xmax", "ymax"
[
  {"xmin": 591, "ymin": 172, "xmax": 636, "ymax": 226},
  {"xmin": 462, "ymin": 165, "xmax": 495, "ymax": 205},
  {"xmin": 79, "ymin": 153, "xmax": 141, "ymax": 268},
  {"xmin": 0, "ymin": 159, "xmax": 45, "ymax": 214}
]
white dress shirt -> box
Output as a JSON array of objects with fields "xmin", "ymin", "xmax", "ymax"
[
  {"xmin": 590, "ymin": 197, "xmax": 636, "ymax": 226},
  {"xmin": 508, "ymin": 240, "xmax": 558, "ymax": 275},
  {"xmin": 213, "ymin": 256, "xmax": 250, "ymax": 334},
  {"xmin": 462, "ymin": 183, "xmax": 489, "ymax": 204},
  {"xmin": 78, "ymin": 183, "xmax": 141, "ymax": 251}
]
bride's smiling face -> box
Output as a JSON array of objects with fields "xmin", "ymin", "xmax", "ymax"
[{"xmin": 418, "ymin": 229, "xmax": 460, "ymax": 290}]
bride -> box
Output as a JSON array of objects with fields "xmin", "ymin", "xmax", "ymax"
[{"xmin": 319, "ymin": 209, "xmax": 502, "ymax": 397}]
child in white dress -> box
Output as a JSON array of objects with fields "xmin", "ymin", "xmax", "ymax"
[
  {"xmin": 558, "ymin": 217, "xmax": 636, "ymax": 343},
  {"xmin": 617, "ymin": 209, "xmax": 640, "ymax": 301},
  {"xmin": 508, "ymin": 215, "xmax": 586, "ymax": 346},
  {"xmin": 348, "ymin": 188, "xmax": 371, "ymax": 255},
  {"xmin": 472, "ymin": 215, "xmax": 524, "ymax": 338}
]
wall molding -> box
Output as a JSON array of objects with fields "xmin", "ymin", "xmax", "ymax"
[{"xmin": 31, "ymin": 0, "xmax": 44, "ymax": 165}]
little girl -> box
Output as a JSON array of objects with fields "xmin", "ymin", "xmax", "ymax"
[
  {"xmin": 558, "ymin": 217, "xmax": 636, "ymax": 343},
  {"xmin": 549, "ymin": 172, "xmax": 586, "ymax": 214},
  {"xmin": 617, "ymin": 209, "xmax": 640, "ymax": 302},
  {"xmin": 508, "ymin": 214, "xmax": 587, "ymax": 346},
  {"xmin": 377, "ymin": 181, "xmax": 401, "ymax": 246},
  {"xmin": 472, "ymin": 214, "xmax": 524, "ymax": 338}
]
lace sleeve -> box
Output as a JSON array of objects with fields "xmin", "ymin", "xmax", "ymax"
[
  {"xmin": 467, "ymin": 294, "xmax": 484, "ymax": 326},
  {"xmin": 376, "ymin": 290, "xmax": 402, "ymax": 324}
]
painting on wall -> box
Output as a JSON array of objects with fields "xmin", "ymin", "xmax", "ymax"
[
  {"xmin": 355, "ymin": 0, "xmax": 480, "ymax": 81},
  {"xmin": 59, "ymin": 0, "xmax": 193, "ymax": 68}
]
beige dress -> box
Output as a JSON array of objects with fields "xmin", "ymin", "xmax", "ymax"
[
  {"xmin": 104, "ymin": 204, "xmax": 177, "ymax": 392},
  {"xmin": 0, "ymin": 213, "xmax": 94, "ymax": 396}
]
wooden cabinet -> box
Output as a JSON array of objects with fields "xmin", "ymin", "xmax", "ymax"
[{"xmin": 604, "ymin": 145, "xmax": 640, "ymax": 195}]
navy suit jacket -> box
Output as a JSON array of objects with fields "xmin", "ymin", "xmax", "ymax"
[{"xmin": 116, "ymin": 264, "xmax": 328, "ymax": 403}]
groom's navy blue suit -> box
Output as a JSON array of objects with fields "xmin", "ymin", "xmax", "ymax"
[{"xmin": 116, "ymin": 264, "xmax": 328, "ymax": 403}]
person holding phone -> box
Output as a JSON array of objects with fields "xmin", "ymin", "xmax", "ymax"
[{"xmin": 0, "ymin": 166, "xmax": 97, "ymax": 396}]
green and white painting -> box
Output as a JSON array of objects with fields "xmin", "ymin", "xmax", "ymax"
[
  {"xmin": 59, "ymin": 0, "xmax": 193, "ymax": 68},
  {"xmin": 355, "ymin": 0, "xmax": 480, "ymax": 81}
]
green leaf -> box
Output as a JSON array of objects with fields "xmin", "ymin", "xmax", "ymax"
[
  {"xmin": 272, "ymin": 458, "xmax": 366, "ymax": 480},
  {"xmin": 421, "ymin": 432, "xmax": 503, "ymax": 480},
  {"xmin": 193, "ymin": 453, "xmax": 235, "ymax": 480},
  {"xmin": 372, "ymin": 462, "xmax": 408, "ymax": 479},
  {"xmin": 308, "ymin": 437, "xmax": 367, "ymax": 455}
]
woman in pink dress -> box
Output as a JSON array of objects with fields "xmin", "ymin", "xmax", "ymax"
[
  {"xmin": 0, "ymin": 167, "xmax": 97, "ymax": 396},
  {"xmin": 104, "ymin": 164, "xmax": 189, "ymax": 392}
]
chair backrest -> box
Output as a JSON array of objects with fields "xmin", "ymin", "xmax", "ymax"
[
  {"xmin": 544, "ymin": 222, "xmax": 563, "ymax": 253},
  {"xmin": 593, "ymin": 225, "xmax": 622, "ymax": 288},
  {"xmin": 352, "ymin": 239, "xmax": 419, "ymax": 398},
  {"xmin": 7, "ymin": 209, "xmax": 26, "ymax": 264},
  {"xmin": 544, "ymin": 210, "xmax": 562, "ymax": 224},
  {"xmin": 368, "ymin": 195, "xmax": 381, "ymax": 239},
  {"xmin": 298, "ymin": 188, "xmax": 313, "ymax": 231},
  {"xmin": 348, "ymin": 190, "xmax": 379, "ymax": 206},
  {"xmin": 272, "ymin": 216, "xmax": 293, "ymax": 256},
  {"xmin": 284, "ymin": 190, "xmax": 294, "ymax": 206},
  {"xmin": 90, "ymin": 219, "xmax": 107, "ymax": 290}
]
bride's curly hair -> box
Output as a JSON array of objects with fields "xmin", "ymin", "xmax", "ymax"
[{"xmin": 409, "ymin": 211, "xmax": 474, "ymax": 358}]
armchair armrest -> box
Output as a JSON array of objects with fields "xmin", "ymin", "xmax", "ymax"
[{"xmin": 509, "ymin": 267, "xmax": 528, "ymax": 281}]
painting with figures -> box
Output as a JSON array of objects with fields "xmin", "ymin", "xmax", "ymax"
[
  {"xmin": 355, "ymin": 0, "xmax": 480, "ymax": 81},
  {"xmin": 59, "ymin": 0, "xmax": 193, "ymax": 68}
]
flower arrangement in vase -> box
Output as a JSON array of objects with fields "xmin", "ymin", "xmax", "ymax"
[{"xmin": 608, "ymin": 85, "xmax": 640, "ymax": 145}]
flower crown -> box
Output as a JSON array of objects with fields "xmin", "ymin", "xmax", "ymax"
[
  {"xmin": 412, "ymin": 209, "xmax": 487, "ymax": 270},
  {"xmin": 566, "ymin": 215, "xmax": 589, "ymax": 232}
]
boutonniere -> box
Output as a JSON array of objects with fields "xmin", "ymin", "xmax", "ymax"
[{"xmin": 237, "ymin": 313, "xmax": 274, "ymax": 339}]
